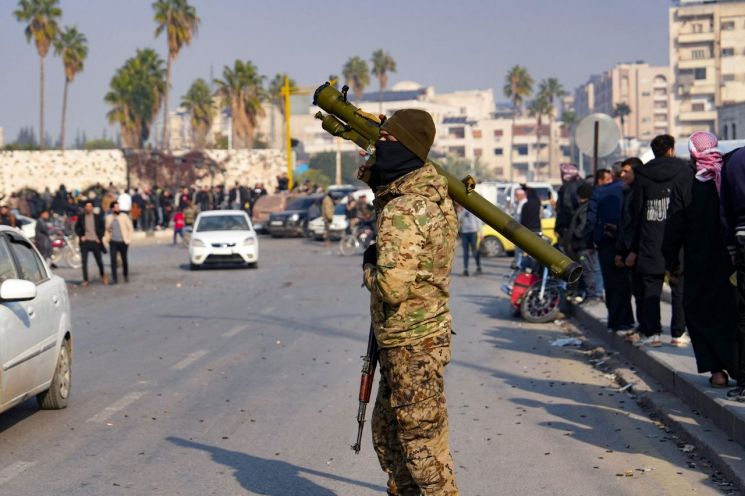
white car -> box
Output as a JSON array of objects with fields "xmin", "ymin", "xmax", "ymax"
[
  {"xmin": 189, "ymin": 210, "xmax": 259, "ymax": 269},
  {"xmin": 15, "ymin": 214, "xmax": 37, "ymax": 240},
  {"xmin": 0, "ymin": 226, "xmax": 72, "ymax": 415}
]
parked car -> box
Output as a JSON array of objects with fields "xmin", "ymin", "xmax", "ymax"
[
  {"xmin": 189, "ymin": 210, "xmax": 258, "ymax": 269},
  {"xmin": 15, "ymin": 214, "xmax": 37, "ymax": 240},
  {"xmin": 267, "ymin": 195, "xmax": 323, "ymax": 238},
  {"xmin": 0, "ymin": 226, "xmax": 72, "ymax": 415},
  {"xmin": 480, "ymin": 202, "xmax": 557, "ymax": 257},
  {"xmin": 251, "ymin": 193, "xmax": 302, "ymax": 233}
]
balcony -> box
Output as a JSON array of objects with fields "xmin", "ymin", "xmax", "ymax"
[
  {"xmin": 676, "ymin": 31, "xmax": 715, "ymax": 44},
  {"xmin": 677, "ymin": 58, "xmax": 713, "ymax": 70},
  {"xmin": 678, "ymin": 109, "xmax": 717, "ymax": 122}
]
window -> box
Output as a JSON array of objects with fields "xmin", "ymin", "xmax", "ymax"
[
  {"xmin": 692, "ymin": 103, "xmax": 705, "ymax": 112},
  {"xmin": 196, "ymin": 215, "xmax": 250, "ymax": 232},
  {"xmin": 448, "ymin": 127, "xmax": 465, "ymax": 139},
  {"xmin": 654, "ymin": 88, "xmax": 668, "ymax": 96},
  {"xmin": 9, "ymin": 239, "xmax": 45, "ymax": 284},
  {"xmin": 472, "ymin": 129, "xmax": 483, "ymax": 139},
  {"xmin": 693, "ymin": 23, "xmax": 703, "ymax": 33},
  {"xmin": 722, "ymin": 20, "xmax": 735, "ymax": 31},
  {"xmin": 694, "ymin": 68, "xmax": 707, "ymax": 80},
  {"xmin": 494, "ymin": 148, "xmax": 503, "ymax": 156},
  {"xmin": 0, "ymin": 237, "xmax": 19, "ymax": 284},
  {"xmin": 724, "ymin": 124, "xmax": 729, "ymax": 140},
  {"xmin": 692, "ymin": 49, "xmax": 706, "ymax": 59},
  {"xmin": 516, "ymin": 145, "xmax": 528, "ymax": 156},
  {"xmin": 493, "ymin": 129, "xmax": 504, "ymax": 138},
  {"xmin": 642, "ymin": 92, "xmax": 651, "ymax": 97},
  {"xmin": 734, "ymin": 124, "xmax": 738, "ymax": 140},
  {"xmin": 723, "ymin": 74, "xmax": 736, "ymax": 82},
  {"xmin": 722, "ymin": 48, "xmax": 735, "ymax": 57},
  {"xmin": 474, "ymin": 148, "xmax": 483, "ymax": 157},
  {"xmin": 448, "ymin": 146, "xmax": 465, "ymax": 158}
]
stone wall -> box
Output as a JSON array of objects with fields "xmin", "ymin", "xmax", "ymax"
[{"xmin": 0, "ymin": 149, "xmax": 287, "ymax": 196}]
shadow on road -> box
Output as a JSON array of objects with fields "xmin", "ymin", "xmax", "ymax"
[
  {"xmin": 0, "ymin": 399, "xmax": 40, "ymax": 433},
  {"xmin": 167, "ymin": 437, "xmax": 384, "ymax": 495}
]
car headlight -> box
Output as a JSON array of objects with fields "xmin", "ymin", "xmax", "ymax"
[
  {"xmin": 289, "ymin": 213, "xmax": 300, "ymax": 222},
  {"xmin": 243, "ymin": 237, "xmax": 256, "ymax": 246},
  {"xmin": 191, "ymin": 238, "xmax": 206, "ymax": 247}
]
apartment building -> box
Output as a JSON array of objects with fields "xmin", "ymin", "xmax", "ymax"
[
  {"xmin": 574, "ymin": 62, "xmax": 673, "ymax": 142},
  {"xmin": 720, "ymin": 101, "xmax": 745, "ymax": 139},
  {"xmin": 669, "ymin": 0, "xmax": 745, "ymax": 138}
]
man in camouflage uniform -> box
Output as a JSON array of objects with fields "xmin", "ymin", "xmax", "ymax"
[{"xmin": 362, "ymin": 109, "xmax": 459, "ymax": 495}]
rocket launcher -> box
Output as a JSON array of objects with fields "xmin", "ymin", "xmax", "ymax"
[{"xmin": 313, "ymin": 81, "xmax": 582, "ymax": 283}]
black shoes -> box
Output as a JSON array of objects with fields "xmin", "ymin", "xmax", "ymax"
[
  {"xmin": 463, "ymin": 270, "xmax": 469, "ymax": 277},
  {"xmin": 727, "ymin": 386, "xmax": 745, "ymax": 402}
]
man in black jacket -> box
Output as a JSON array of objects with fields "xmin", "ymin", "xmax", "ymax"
[
  {"xmin": 615, "ymin": 158, "xmax": 644, "ymax": 333},
  {"xmin": 556, "ymin": 163, "xmax": 582, "ymax": 250},
  {"xmin": 627, "ymin": 135, "xmax": 692, "ymax": 347},
  {"xmin": 75, "ymin": 201, "xmax": 107, "ymax": 287},
  {"xmin": 720, "ymin": 146, "xmax": 745, "ymax": 400}
]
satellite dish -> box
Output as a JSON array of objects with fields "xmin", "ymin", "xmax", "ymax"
[{"xmin": 575, "ymin": 113, "xmax": 620, "ymax": 158}]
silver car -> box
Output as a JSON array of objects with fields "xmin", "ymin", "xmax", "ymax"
[{"xmin": 0, "ymin": 226, "xmax": 72, "ymax": 414}]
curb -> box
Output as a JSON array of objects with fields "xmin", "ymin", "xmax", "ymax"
[{"xmin": 570, "ymin": 303, "xmax": 745, "ymax": 491}]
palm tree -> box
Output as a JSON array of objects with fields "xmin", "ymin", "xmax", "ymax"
[
  {"xmin": 528, "ymin": 94, "xmax": 552, "ymax": 181},
  {"xmin": 14, "ymin": 0, "xmax": 62, "ymax": 150},
  {"xmin": 503, "ymin": 65, "xmax": 534, "ymax": 182},
  {"xmin": 537, "ymin": 78, "xmax": 566, "ymax": 176},
  {"xmin": 370, "ymin": 49, "xmax": 396, "ymax": 113},
  {"xmin": 181, "ymin": 78, "xmax": 215, "ymax": 149},
  {"xmin": 342, "ymin": 56, "xmax": 370, "ymax": 102},
  {"xmin": 214, "ymin": 60, "xmax": 266, "ymax": 149},
  {"xmin": 560, "ymin": 109, "xmax": 578, "ymax": 163},
  {"xmin": 53, "ymin": 26, "xmax": 88, "ymax": 149},
  {"xmin": 105, "ymin": 48, "xmax": 167, "ymax": 148},
  {"xmin": 268, "ymin": 73, "xmax": 297, "ymax": 118},
  {"xmin": 154, "ymin": 0, "xmax": 200, "ymax": 150},
  {"xmin": 612, "ymin": 102, "xmax": 631, "ymax": 153}
]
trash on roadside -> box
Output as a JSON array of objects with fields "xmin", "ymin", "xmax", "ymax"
[
  {"xmin": 681, "ymin": 444, "xmax": 695, "ymax": 453},
  {"xmin": 617, "ymin": 382, "xmax": 634, "ymax": 393},
  {"xmin": 551, "ymin": 337, "xmax": 583, "ymax": 347}
]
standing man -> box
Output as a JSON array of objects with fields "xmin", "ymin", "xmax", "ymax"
[
  {"xmin": 556, "ymin": 163, "xmax": 582, "ymax": 250},
  {"xmin": 35, "ymin": 209, "xmax": 53, "ymax": 266},
  {"xmin": 626, "ymin": 135, "xmax": 692, "ymax": 347},
  {"xmin": 321, "ymin": 191, "xmax": 335, "ymax": 249},
  {"xmin": 75, "ymin": 201, "xmax": 107, "ymax": 287},
  {"xmin": 104, "ymin": 201, "xmax": 133, "ymax": 284},
  {"xmin": 458, "ymin": 205, "xmax": 483, "ymax": 276},
  {"xmin": 361, "ymin": 109, "xmax": 459, "ymax": 495},
  {"xmin": 721, "ymin": 146, "xmax": 745, "ymax": 400},
  {"xmin": 586, "ymin": 168, "xmax": 634, "ymax": 333}
]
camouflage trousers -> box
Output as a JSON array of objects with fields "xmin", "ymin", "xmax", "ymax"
[{"xmin": 372, "ymin": 333, "xmax": 458, "ymax": 496}]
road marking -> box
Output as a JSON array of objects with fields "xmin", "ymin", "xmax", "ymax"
[
  {"xmin": 88, "ymin": 391, "xmax": 146, "ymax": 423},
  {"xmin": 170, "ymin": 350, "xmax": 208, "ymax": 370},
  {"xmin": 222, "ymin": 324, "xmax": 249, "ymax": 338},
  {"xmin": 0, "ymin": 461, "xmax": 35, "ymax": 486}
]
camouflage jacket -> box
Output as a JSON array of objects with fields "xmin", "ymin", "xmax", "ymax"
[{"xmin": 363, "ymin": 163, "xmax": 458, "ymax": 348}]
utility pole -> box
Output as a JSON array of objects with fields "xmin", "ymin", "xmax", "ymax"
[
  {"xmin": 335, "ymin": 137, "xmax": 342, "ymax": 186},
  {"xmin": 281, "ymin": 74, "xmax": 294, "ymax": 191}
]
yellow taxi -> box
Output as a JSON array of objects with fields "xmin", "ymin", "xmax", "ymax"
[{"xmin": 479, "ymin": 202, "xmax": 557, "ymax": 257}]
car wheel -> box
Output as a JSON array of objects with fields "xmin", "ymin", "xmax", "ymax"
[
  {"xmin": 37, "ymin": 338, "xmax": 71, "ymax": 410},
  {"xmin": 481, "ymin": 236, "xmax": 506, "ymax": 257}
]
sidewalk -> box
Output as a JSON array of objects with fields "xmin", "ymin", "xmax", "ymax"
[{"xmin": 571, "ymin": 298, "xmax": 745, "ymax": 449}]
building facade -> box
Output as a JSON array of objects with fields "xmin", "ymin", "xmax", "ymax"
[
  {"xmin": 720, "ymin": 102, "xmax": 745, "ymax": 140},
  {"xmin": 574, "ymin": 62, "xmax": 673, "ymax": 143},
  {"xmin": 669, "ymin": 0, "xmax": 745, "ymax": 138}
]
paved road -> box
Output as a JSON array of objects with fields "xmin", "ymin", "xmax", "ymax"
[{"xmin": 0, "ymin": 237, "xmax": 733, "ymax": 495}]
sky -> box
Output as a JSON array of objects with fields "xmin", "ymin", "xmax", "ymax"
[{"xmin": 0, "ymin": 0, "xmax": 672, "ymax": 146}]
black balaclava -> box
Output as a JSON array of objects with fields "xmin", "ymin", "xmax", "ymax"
[{"xmin": 369, "ymin": 141, "xmax": 424, "ymax": 189}]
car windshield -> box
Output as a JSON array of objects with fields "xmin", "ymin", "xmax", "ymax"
[
  {"xmin": 287, "ymin": 198, "xmax": 318, "ymax": 210},
  {"xmin": 196, "ymin": 215, "xmax": 250, "ymax": 232}
]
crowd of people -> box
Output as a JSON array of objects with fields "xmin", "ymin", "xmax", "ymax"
[{"xmin": 555, "ymin": 133, "xmax": 745, "ymax": 400}]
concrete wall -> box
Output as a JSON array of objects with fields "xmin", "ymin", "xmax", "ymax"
[{"xmin": 0, "ymin": 149, "xmax": 287, "ymax": 196}]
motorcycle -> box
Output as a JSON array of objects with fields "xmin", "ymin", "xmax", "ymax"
[
  {"xmin": 502, "ymin": 241, "xmax": 581, "ymax": 323},
  {"xmin": 338, "ymin": 224, "xmax": 375, "ymax": 256},
  {"xmin": 50, "ymin": 230, "xmax": 82, "ymax": 269}
]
